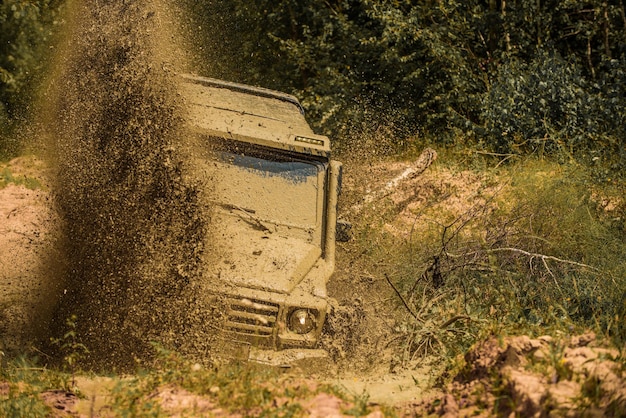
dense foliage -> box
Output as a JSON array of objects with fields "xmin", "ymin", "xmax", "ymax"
[
  {"xmin": 2, "ymin": 1, "xmax": 626, "ymax": 163},
  {"xmin": 0, "ymin": 0, "xmax": 63, "ymax": 156},
  {"xmin": 183, "ymin": 0, "xmax": 626, "ymax": 171}
]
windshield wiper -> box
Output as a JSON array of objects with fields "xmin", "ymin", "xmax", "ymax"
[{"xmin": 218, "ymin": 203, "xmax": 272, "ymax": 233}]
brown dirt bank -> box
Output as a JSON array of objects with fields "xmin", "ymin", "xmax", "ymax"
[{"xmin": 0, "ymin": 156, "xmax": 62, "ymax": 353}]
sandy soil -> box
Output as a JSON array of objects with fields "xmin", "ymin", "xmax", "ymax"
[{"xmin": 0, "ymin": 157, "xmax": 63, "ymax": 353}]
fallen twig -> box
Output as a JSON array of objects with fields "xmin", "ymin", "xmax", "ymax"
[
  {"xmin": 384, "ymin": 273, "xmax": 420, "ymax": 322},
  {"xmin": 445, "ymin": 247, "xmax": 600, "ymax": 272},
  {"xmin": 487, "ymin": 247, "xmax": 600, "ymax": 271},
  {"xmin": 440, "ymin": 315, "xmax": 471, "ymax": 329}
]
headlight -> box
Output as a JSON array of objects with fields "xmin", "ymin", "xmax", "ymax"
[{"xmin": 288, "ymin": 308, "xmax": 317, "ymax": 334}]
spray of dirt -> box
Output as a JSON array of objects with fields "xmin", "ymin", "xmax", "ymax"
[{"xmin": 45, "ymin": 0, "xmax": 218, "ymax": 370}]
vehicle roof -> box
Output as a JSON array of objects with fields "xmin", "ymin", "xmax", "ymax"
[{"xmin": 180, "ymin": 74, "xmax": 331, "ymax": 157}]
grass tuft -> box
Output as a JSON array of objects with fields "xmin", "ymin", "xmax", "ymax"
[{"xmin": 0, "ymin": 166, "xmax": 42, "ymax": 189}]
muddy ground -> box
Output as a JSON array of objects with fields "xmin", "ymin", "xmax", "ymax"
[{"xmin": 2, "ymin": 155, "xmax": 625, "ymax": 417}]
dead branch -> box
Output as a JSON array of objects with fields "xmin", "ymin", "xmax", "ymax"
[
  {"xmin": 415, "ymin": 290, "xmax": 452, "ymax": 320},
  {"xmin": 440, "ymin": 315, "xmax": 471, "ymax": 329},
  {"xmin": 444, "ymin": 247, "xmax": 600, "ymax": 273},
  {"xmin": 385, "ymin": 273, "xmax": 421, "ymax": 322},
  {"xmin": 374, "ymin": 148, "xmax": 438, "ymax": 199},
  {"xmin": 473, "ymin": 151, "xmax": 516, "ymax": 158},
  {"xmin": 486, "ymin": 247, "xmax": 600, "ymax": 272}
]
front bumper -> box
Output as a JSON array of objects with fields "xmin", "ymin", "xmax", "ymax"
[{"xmin": 212, "ymin": 338, "xmax": 331, "ymax": 371}]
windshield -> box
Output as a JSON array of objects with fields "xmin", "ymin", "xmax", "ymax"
[{"xmin": 209, "ymin": 144, "xmax": 326, "ymax": 230}]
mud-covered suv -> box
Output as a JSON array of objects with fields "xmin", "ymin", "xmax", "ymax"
[{"xmin": 180, "ymin": 75, "xmax": 342, "ymax": 363}]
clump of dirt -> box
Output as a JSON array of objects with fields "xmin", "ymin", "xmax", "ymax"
[
  {"xmin": 320, "ymin": 298, "xmax": 368, "ymax": 363},
  {"xmin": 408, "ymin": 333, "xmax": 626, "ymax": 417},
  {"xmin": 39, "ymin": 390, "xmax": 77, "ymax": 418},
  {"xmin": 45, "ymin": 0, "xmax": 216, "ymax": 370}
]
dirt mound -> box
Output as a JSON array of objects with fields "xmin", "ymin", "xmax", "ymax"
[
  {"xmin": 339, "ymin": 155, "xmax": 497, "ymax": 240},
  {"xmin": 409, "ymin": 333, "xmax": 626, "ymax": 417},
  {"xmin": 144, "ymin": 386, "xmax": 384, "ymax": 418}
]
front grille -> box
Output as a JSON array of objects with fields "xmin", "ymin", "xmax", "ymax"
[{"xmin": 224, "ymin": 296, "xmax": 279, "ymax": 336}]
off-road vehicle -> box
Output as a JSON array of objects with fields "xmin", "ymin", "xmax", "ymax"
[{"xmin": 180, "ymin": 75, "xmax": 342, "ymax": 363}]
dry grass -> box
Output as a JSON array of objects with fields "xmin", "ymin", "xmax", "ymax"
[{"xmin": 342, "ymin": 156, "xmax": 626, "ymax": 369}]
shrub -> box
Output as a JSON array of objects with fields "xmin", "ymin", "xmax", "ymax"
[
  {"xmin": 483, "ymin": 50, "xmax": 595, "ymax": 155},
  {"xmin": 350, "ymin": 159, "xmax": 626, "ymax": 365}
]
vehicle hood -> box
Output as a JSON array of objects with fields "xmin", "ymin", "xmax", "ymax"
[{"xmin": 207, "ymin": 214, "xmax": 321, "ymax": 294}]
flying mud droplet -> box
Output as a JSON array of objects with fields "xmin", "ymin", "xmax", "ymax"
[{"xmin": 47, "ymin": 0, "xmax": 217, "ymax": 370}]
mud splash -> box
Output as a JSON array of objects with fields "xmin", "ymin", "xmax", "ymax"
[{"xmin": 47, "ymin": 0, "xmax": 216, "ymax": 370}]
